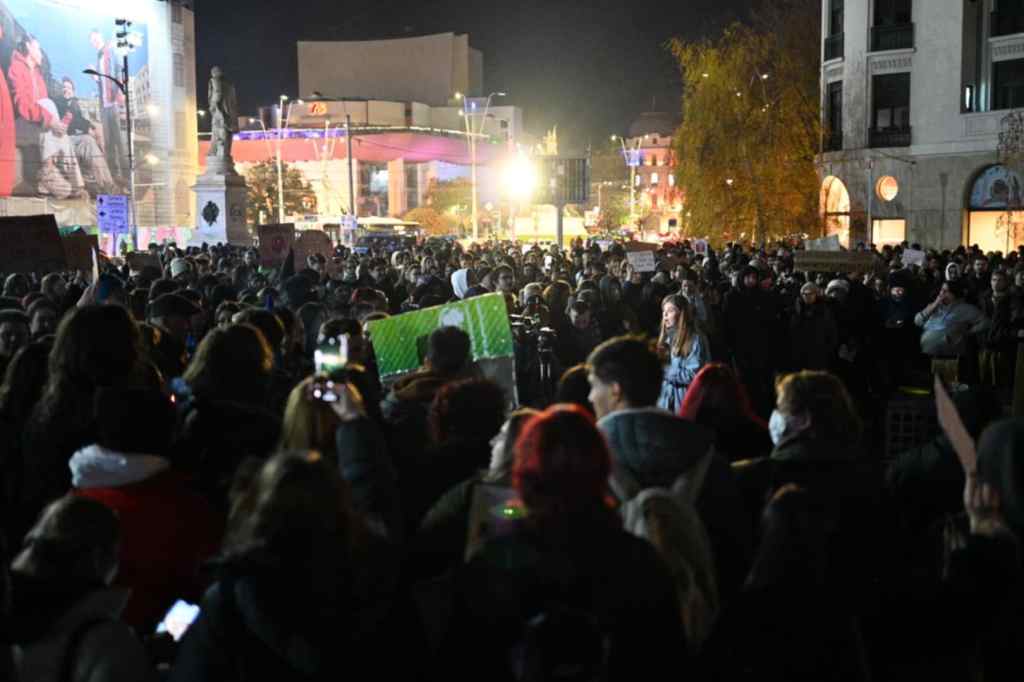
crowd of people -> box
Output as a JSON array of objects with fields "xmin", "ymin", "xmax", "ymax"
[{"xmin": 0, "ymin": 232, "xmax": 1020, "ymax": 681}]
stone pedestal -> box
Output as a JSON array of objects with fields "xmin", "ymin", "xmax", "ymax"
[{"xmin": 191, "ymin": 158, "xmax": 249, "ymax": 246}]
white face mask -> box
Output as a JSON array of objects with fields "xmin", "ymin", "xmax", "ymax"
[
  {"xmin": 769, "ymin": 409, "xmax": 788, "ymax": 446},
  {"xmin": 769, "ymin": 409, "xmax": 809, "ymax": 446}
]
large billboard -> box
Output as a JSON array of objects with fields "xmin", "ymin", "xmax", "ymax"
[{"xmin": 0, "ymin": 0, "xmax": 151, "ymax": 203}]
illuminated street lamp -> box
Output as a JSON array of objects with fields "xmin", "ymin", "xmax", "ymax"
[{"xmin": 274, "ymin": 95, "xmax": 304, "ymax": 223}]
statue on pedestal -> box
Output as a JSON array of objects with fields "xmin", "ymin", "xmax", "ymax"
[{"xmin": 207, "ymin": 66, "xmax": 238, "ymax": 167}]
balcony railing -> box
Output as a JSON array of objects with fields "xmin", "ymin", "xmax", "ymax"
[
  {"xmin": 871, "ymin": 23, "xmax": 915, "ymax": 51},
  {"xmin": 869, "ymin": 126, "xmax": 912, "ymax": 148},
  {"xmin": 823, "ymin": 130, "xmax": 843, "ymax": 152},
  {"xmin": 824, "ymin": 33, "xmax": 844, "ymax": 61},
  {"xmin": 991, "ymin": 11, "xmax": 1024, "ymax": 38}
]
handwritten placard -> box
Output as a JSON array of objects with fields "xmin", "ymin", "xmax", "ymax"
[{"xmin": 0, "ymin": 215, "xmax": 67, "ymax": 274}]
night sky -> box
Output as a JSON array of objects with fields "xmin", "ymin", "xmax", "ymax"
[{"xmin": 195, "ymin": 0, "xmax": 750, "ymax": 149}]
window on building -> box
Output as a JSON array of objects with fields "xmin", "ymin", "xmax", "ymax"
[
  {"xmin": 651, "ymin": 172, "xmax": 660, "ymax": 185},
  {"xmin": 668, "ymin": 174, "xmax": 675, "ymax": 187},
  {"xmin": 359, "ymin": 164, "xmax": 389, "ymax": 217},
  {"xmin": 994, "ymin": 0, "xmax": 1024, "ymax": 37},
  {"xmin": 172, "ymin": 2, "xmax": 183, "ymax": 23},
  {"xmin": 635, "ymin": 174, "xmax": 641, "ymax": 187},
  {"xmin": 173, "ymin": 52, "xmax": 184, "ymax": 88},
  {"xmin": 872, "ymin": 73, "xmax": 910, "ymax": 130},
  {"xmin": 994, "ymin": 58, "xmax": 1024, "ymax": 110},
  {"xmin": 825, "ymin": 81, "xmax": 843, "ymax": 151},
  {"xmin": 871, "ymin": 73, "xmax": 911, "ymax": 146},
  {"xmin": 656, "ymin": 155, "xmax": 664, "ymax": 166},
  {"xmin": 874, "ymin": 0, "xmax": 911, "ymax": 26},
  {"xmin": 829, "ymin": 0, "xmax": 844, "ymax": 36}
]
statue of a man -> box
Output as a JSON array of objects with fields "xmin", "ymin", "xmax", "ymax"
[{"xmin": 208, "ymin": 66, "xmax": 238, "ymax": 161}]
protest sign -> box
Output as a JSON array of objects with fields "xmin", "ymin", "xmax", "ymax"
[
  {"xmin": 126, "ymin": 251, "xmax": 161, "ymax": 272},
  {"xmin": 96, "ymin": 195, "xmax": 130, "ymax": 235},
  {"xmin": 258, "ymin": 224, "xmax": 295, "ymax": 267},
  {"xmin": 794, "ymin": 251, "xmax": 876, "ymax": 273},
  {"xmin": 626, "ymin": 250, "xmax": 657, "ymax": 273},
  {"xmin": 61, "ymin": 231, "xmax": 100, "ymax": 272},
  {"xmin": 368, "ymin": 293, "xmax": 515, "ymax": 378},
  {"xmin": 805, "ymin": 234, "xmax": 842, "ymax": 252},
  {"xmin": 902, "ymin": 249, "xmax": 927, "ymax": 267},
  {"xmin": 0, "ymin": 215, "xmax": 67, "ymax": 274},
  {"xmin": 693, "ymin": 239, "xmax": 709, "ymax": 256},
  {"xmin": 293, "ymin": 230, "xmax": 333, "ymax": 269}
]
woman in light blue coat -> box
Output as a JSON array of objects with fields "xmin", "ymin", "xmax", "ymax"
[{"xmin": 657, "ymin": 294, "xmax": 710, "ymax": 413}]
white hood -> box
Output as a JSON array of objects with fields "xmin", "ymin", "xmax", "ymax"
[{"xmin": 69, "ymin": 444, "xmax": 170, "ymax": 489}]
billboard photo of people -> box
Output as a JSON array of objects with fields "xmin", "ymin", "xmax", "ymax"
[{"xmin": 0, "ymin": 0, "xmax": 150, "ymax": 201}]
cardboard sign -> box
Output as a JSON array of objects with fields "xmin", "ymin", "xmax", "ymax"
[
  {"xmin": 794, "ymin": 251, "xmax": 876, "ymax": 273},
  {"xmin": 0, "ymin": 215, "xmax": 67, "ymax": 274},
  {"xmin": 61, "ymin": 231, "xmax": 100, "ymax": 272},
  {"xmin": 126, "ymin": 251, "xmax": 161, "ymax": 272},
  {"xmin": 293, "ymin": 230, "xmax": 334, "ymax": 269},
  {"xmin": 902, "ymin": 248, "xmax": 927, "ymax": 267},
  {"xmin": 934, "ymin": 375, "xmax": 977, "ymax": 473},
  {"xmin": 805, "ymin": 234, "xmax": 842, "ymax": 252},
  {"xmin": 258, "ymin": 224, "xmax": 295, "ymax": 267},
  {"xmin": 626, "ymin": 250, "xmax": 657, "ymax": 273},
  {"xmin": 367, "ymin": 293, "xmax": 515, "ymax": 378}
]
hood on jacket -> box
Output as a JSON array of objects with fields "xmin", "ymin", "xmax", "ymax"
[
  {"xmin": 69, "ymin": 444, "xmax": 170, "ymax": 489},
  {"xmin": 978, "ymin": 418, "xmax": 1024, "ymax": 532},
  {"xmin": 451, "ymin": 269, "xmax": 470, "ymax": 299},
  {"xmin": 598, "ymin": 407, "xmax": 714, "ymax": 490}
]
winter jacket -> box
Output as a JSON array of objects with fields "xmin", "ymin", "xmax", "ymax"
[
  {"xmin": 334, "ymin": 418, "xmax": 402, "ymax": 540},
  {"xmin": 599, "ymin": 407, "xmax": 753, "ymax": 598},
  {"xmin": 169, "ymin": 544, "xmax": 417, "ymax": 682},
  {"xmin": 442, "ymin": 516, "xmax": 687, "ymax": 681},
  {"xmin": 71, "ymin": 446, "xmax": 223, "ymax": 632},
  {"xmin": 8, "ymin": 50, "xmax": 53, "ymax": 126},
  {"xmin": 657, "ymin": 333, "xmax": 710, "ymax": 413},
  {"xmin": 723, "ymin": 284, "xmax": 782, "ymax": 370},
  {"xmin": 915, "ymin": 301, "xmax": 988, "ymax": 358},
  {"xmin": 10, "ymin": 577, "xmax": 156, "ymax": 682},
  {"xmin": 788, "ymin": 301, "xmax": 838, "ymax": 371},
  {"xmin": 978, "ymin": 292, "xmax": 1024, "ymax": 352}
]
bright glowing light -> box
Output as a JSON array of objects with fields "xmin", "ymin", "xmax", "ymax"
[
  {"xmin": 725, "ymin": 178, "xmax": 735, "ymax": 187},
  {"xmin": 146, "ymin": 104, "xmax": 159, "ymax": 116},
  {"xmin": 197, "ymin": 110, "xmax": 207, "ymax": 117},
  {"xmin": 454, "ymin": 92, "xmax": 463, "ymax": 100},
  {"xmin": 762, "ymin": 73, "xmax": 770, "ymax": 80},
  {"xmin": 144, "ymin": 153, "xmax": 160, "ymax": 165},
  {"xmin": 503, "ymin": 153, "xmax": 537, "ymax": 200},
  {"xmin": 702, "ymin": 73, "xmax": 709, "ymax": 78}
]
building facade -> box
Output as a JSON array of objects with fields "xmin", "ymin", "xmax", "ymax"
[
  {"xmin": 626, "ymin": 111, "xmax": 682, "ymax": 234},
  {"xmin": 818, "ymin": 0, "xmax": 1024, "ymax": 252}
]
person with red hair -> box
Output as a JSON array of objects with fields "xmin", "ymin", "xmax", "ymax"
[
  {"xmin": 679, "ymin": 362, "xmax": 772, "ymax": 463},
  {"xmin": 443, "ymin": 405, "xmax": 686, "ymax": 680}
]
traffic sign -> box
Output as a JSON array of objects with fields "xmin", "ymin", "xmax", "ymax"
[
  {"xmin": 97, "ymin": 195, "xmax": 130, "ymax": 234},
  {"xmin": 537, "ymin": 157, "xmax": 590, "ymax": 205}
]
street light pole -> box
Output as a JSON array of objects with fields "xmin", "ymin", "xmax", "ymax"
[
  {"xmin": 465, "ymin": 92, "xmax": 506, "ymax": 241},
  {"xmin": 276, "ymin": 95, "xmax": 287, "ymax": 223}
]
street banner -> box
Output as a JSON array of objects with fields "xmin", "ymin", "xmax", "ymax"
[
  {"xmin": 627, "ymin": 250, "xmax": 657, "ymax": 273},
  {"xmin": 367, "ymin": 293, "xmax": 515, "ymax": 378},
  {"xmin": 258, "ymin": 224, "xmax": 295, "ymax": 267},
  {"xmin": 0, "ymin": 215, "xmax": 67, "ymax": 274},
  {"xmin": 62, "ymin": 230, "xmax": 100, "ymax": 272},
  {"xmin": 794, "ymin": 251, "xmax": 876, "ymax": 273},
  {"xmin": 902, "ymin": 249, "xmax": 927, "ymax": 267}
]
